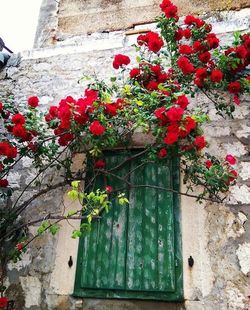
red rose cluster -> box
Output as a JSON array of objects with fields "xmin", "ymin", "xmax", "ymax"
[
  {"xmin": 160, "ymin": 0, "xmax": 178, "ymax": 20},
  {"xmin": 45, "ymin": 89, "xmax": 126, "ymax": 146},
  {"xmin": 0, "ymin": 97, "xmax": 42, "ymax": 186},
  {"xmin": 154, "ymin": 98, "xmax": 202, "ymax": 150},
  {"xmin": 137, "ymin": 31, "xmax": 164, "ymax": 53},
  {"xmin": 129, "ymin": 63, "xmax": 169, "ymax": 91}
]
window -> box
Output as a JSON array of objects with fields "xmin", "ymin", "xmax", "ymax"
[{"xmin": 74, "ymin": 150, "xmax": 183, "ymax": 301}]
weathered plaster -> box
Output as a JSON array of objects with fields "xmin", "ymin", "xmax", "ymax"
[
  {"xmin": 20, "ymin": 276, "xmax": 42, "ymax": 308},
  {"xmin": 236, "ymin": 243, "xmax": 250, "ymax": 275}
]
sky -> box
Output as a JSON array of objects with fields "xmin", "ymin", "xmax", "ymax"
[{"xmin": 0, "ymin": 0, "xmax": 43, "ymax": 53}]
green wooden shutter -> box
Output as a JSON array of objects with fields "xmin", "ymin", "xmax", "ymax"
[
  {"xmin": 74, "ymin": 151, "xmax": 183, "ymax": 301},
  {"xmin": 126, "ymin": 160, "xmax": 175, "ymax": 292},
  {"xmin": 78, "ymin": 153, "xmax": 129, "ymax": 290}
]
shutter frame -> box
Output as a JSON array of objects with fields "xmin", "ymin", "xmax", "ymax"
[{"xmin": 74, "ymin": 151, "xmax": 183, "ymax": 301}]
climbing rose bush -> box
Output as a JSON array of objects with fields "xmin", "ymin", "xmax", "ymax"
[{"xmin": 0, "ymin": 0, "xmax": 249, "ymax": 302}]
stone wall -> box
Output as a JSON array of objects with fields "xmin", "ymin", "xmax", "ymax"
[
  {"xmin": 34, "ymin": 0, "xmax": 250, "ymax": 48},
  {"xmin": 1, "ymin": 8, "xmax": 250, "ymax": 310}
]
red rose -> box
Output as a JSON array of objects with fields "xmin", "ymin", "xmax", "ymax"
[
  {"xmin": 235, "ymin": 46, "xmax": 247, "ymax": 59},
  {"xmin": 193, "ymin": 41, "xmax": 203, "ymax": 52},
  {"xmin": 6, "ymin": 146, "xmax": 17, "ymax": 159},
  {"xmin": 228, "ymin": 81, "xmax": 241, "ymax": 94},
  {"xmin": 194, "ymin": 136, "xmax": 206, "ymax": 150},
  {"xmin": 58, "ymin": 105, "xmax": 71, "ymax": 121},
  {"xmin": 157, "ymin": 73, "xmax": 168, "ymax": 83},
  {"xmin": 194, "ymin": 18, "xmax": 205, "ymax": 28},
  {"xmin": 160, "ymin": 0, "xmax": 173, "ymax": 10},
  {"xmin": 184, "ymin": 116, "xmax": 196, "ymax": 132},
  {"xmin": 28, "ymin": 142, "xmax": 38, "ymax": 153},
  {"xmin": 148, "ymin": 36, "xmax": 164, "ymax": 53},
  {"xmin": 16, "ymin": 243, "xmax": 24, "ymax": 251},
  {"xmin": 175, "ymin": 29, "xmax": 183, "ymax": 41},
  {"xmin": 12, "ymin": 113, "xmax": 26, "ymax": 125},
  {"xmin": 233, "ymin": 95, "xmax": 240, "ymax": 105},
  {"xmin": 176, "ymin": 95, "xmax": 189, "ymax": 109},
  {"xmin": 164, "ymin": 132, "xmax": 178, "ymax": 144},
  {"xmin": 179, "ymin": 117, "xmax": 196, "ymax": 138},
  {"xmin": 177, "ymin": 56, "xmax": 194, "ymax": 75},
  {"xmin": 210, "ymin": 69, "xmax": 223, "ymax": 83},
  {"xmin": 198, "ymin": 51, "xmax": 211, "ymax": 63},
  {"xmin": 12, "ymin": 125, "xmax": 27, "ymax": 139},
  {"xmin": 105, "ymin": 186, "xmax": 113, "ymax": 193},
  {"xmin": 196, "ymin": 67, "xmax": 207, "ymax": 80},
  {"xmin": 168, "ymin": 122, "xmax": 179, "ymax": 133},
  {"xmin": 85, "ymin": 88, "xmax": 99, "ymax": 100},
  {"xmin": 74, "ymin": 109, "xmax": 89, "ymax": 125},
  {"xmin": 0, "ymin": 179, "xmax": 8, "ymax": 187},
  {"xmin": 225, "ymin": 154, "xmax": 236, "ymax": 165},
  {"xmin": 0, "ymin": 142, "xmax": 10, "ymax": 156},
  {"xmin": 28, "ymin": 96, "xmax": 39, "ymax": 108},
  {"xmin": 0, "ymin": 297, "xmax": 8, "ymax": 308},
  {"xmin": 158, "ymin": 148, "xmax": 167, "ymax": 158},
  {"xmin": 129, "ymin": 68, "xmax": 140, "ymax": 78},
  {"xmin": 147, "ymin": 80, "xmax": 159, "ymax": 91},
  {"xmin": 183, "ymin": 28, "xmax": 192, "ymax": 39},
  {"xmin": 206, "ymin": 33, "xmax": 219, "ymax": 49},
  {"xmin": 114, "ymin": 98, "xmax": 125, "ymax": 109},
  {"xmin": 94, "ymin": 159, "xmax": 106, "ymax": 169},
  {"xmin": 184, "ymin": 15, "xmax": 196, "ymax": 25},
  {"xmin": 89, "ymin": 120, "xmax": 105, "ymax": 136},
  {"xmin": 166, "ymin": 107, "xmax": 184, "ymax": 122},
  {"xmin": 205, "ymin": 160, "xmax": 213, "ymax": 169},
  {"xmin": 137, "ymin": 34, "xmax": 148, "ymax": 46},
  {"xmin": 154, "ymin": 107, "xmax": 167, "ymax": 123},
  {"xmin": 179, "ymin": 45, "xmax": 193, "ymax": 55},
  {"xmin": 243, "ymin": 39, "xmax": 250, "ymax": 49},
  {"xmin": 113, "ymin": 54, "xmax": 130, "ymax": 69},
  {"xmin": 105, "ymin": 104, "xmax": 117, "ymax": 116},
  {"xmin": 151, "ymin": 65, "xmax": 161, "ymax": 76},
  {"xmin": 194, "ymin": 78, "xmax": 204, "ymax": 88},
  {"xmin": 0, "ymin": 101, "xmax": 3, "ymax": 112},
  {"xmin": 58, "ymin": 133, "xmax": 74, "ymax": 146},
  {"xmin": 163, "ymin": 5, "xmax": 178, "ymax": 19},
  {"xmin": 229, "ymin": 170, "xmax": 238, "ymax": 182},
  {"xmin": 49, "ymin": 106, "xmax": 58, "ymax": 117}
]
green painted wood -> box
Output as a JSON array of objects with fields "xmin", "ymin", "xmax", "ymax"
[
  {"xmin": 157, "ymin": 164, "xmax": 175, "ymax": 291},
  {"xmin": 79, "ymin": 153, "xmax": 128, "ymax": 290},
  {"xmin": 74, "ymin": 151, "xmax": 183, "ymax": 301},
  {"xmin": 105, "ymin": 154, "xmax": 128, "ymax": 289},
  {"xmin": 126, "ymin": 159, "xmax": 144, "ymax": 291},
  {"xmin": 126, "ymin": 159, "xmax": 175, "ymax": 292}
]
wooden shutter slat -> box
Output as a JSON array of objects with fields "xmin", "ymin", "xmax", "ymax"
[
  {"xmin": 126, "ymin": 159, "xmax": 175, "ymax": 292},
  {"xmin": 80, "ymin": 153, "xmax": 128, "ymax": 289}
]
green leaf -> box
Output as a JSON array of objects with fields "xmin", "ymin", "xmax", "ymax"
[
  {"xmin": 37, "ymin": 221, "xmax": 50, "ymax": 235},
  {"xmin": 72, "ymin": 229, "xmax": 82, "ymax": 239},
  {"xmin": 49, "ymin": 224, "xmax": 60, "ymax": 235},
  {"xmin": 136, "ymin": 56, "xmax": 141, "ymax": 63},
  {"xmin": 71, "ymin": 180, "xmax": 80, "ymax": 188},
  {"xmin": 68, "ymin": 189, "xmax": 79, "ymax": 200}
]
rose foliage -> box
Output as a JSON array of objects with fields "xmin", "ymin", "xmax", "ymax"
[{"xmin": 0, "ymin": 0, "xmax": 249, "ymax": 300}]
